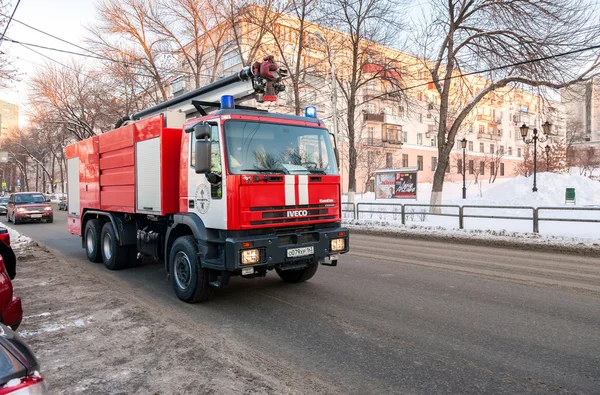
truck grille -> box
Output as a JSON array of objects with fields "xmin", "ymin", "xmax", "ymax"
[{"xmin": 250, "ymin": 204, "xmax": 336, "ymax": 226}]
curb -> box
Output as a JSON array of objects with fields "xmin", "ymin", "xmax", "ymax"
[{"xmin": 346, "ymin": 225, "xmax": 600, "ymax": 257}]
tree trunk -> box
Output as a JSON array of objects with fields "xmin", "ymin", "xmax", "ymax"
[{"xmin": 346, "ymin": 101, "xmax": 357, "ymax": 202}]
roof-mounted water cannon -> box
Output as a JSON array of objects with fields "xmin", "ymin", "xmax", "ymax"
[{"xmin": 115, "ymin": 55, "xmax": 289, "ymax": 127}]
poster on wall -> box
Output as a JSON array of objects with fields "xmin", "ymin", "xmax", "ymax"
[
  {"xmin": 375, "ymin": 172, "xmax": 396, "ymax": 199},
  {"xmin": 375, "ymin": 169, "xmax": 418, "ymax": 199},
  {"xmin": 394, "ymin": 172, "xmax": 417, "ymax": 199}
]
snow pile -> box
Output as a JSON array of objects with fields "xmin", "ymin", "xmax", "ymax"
[
  {"xmin": 0, "ymin": 223, "xmax": 33, "ymax": 250},
  {"xmin": 481, "ymin": 173, "xmax": 600, "ymax": 207}
]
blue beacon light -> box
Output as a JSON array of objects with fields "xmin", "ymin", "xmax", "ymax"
[
  {"xmin": 305, "ymin": 106, "xmax": 317, "ymax": 118},
  {"xmin": 221, "ymin": 95, "xmax": 235, "ymax": 109}
]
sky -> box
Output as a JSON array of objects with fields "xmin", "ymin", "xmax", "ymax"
[{"xmin": 0, "ymin": 0, "xmax": 97, "ymax": 126}]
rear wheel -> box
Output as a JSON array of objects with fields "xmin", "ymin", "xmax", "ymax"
[
  {"xmin": 169, "ymin": 236, "xmax": 213, "ymax": 303},
  {"xmin": 84, "ymin": 219, "xmax": 103, "ymax": 263},
  {"xmin": 276, "ymin": 259, "xmax": 319, "ymax": 283},
  {"xmin": 101, "ymin": 222, "xmax": 128, "ymax": 270},
  {"xmin": 46, "ymin": 216, "xmax": 53, "ymax": 224}
]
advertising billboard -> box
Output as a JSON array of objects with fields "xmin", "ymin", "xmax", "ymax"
[{"xmin": 375, "ymin": 169, "xmax": 417, "ymax": 199}]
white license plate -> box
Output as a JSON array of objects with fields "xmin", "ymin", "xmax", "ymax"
[
  {"xmin": 287, "ymin": 246, "xmax": 314, "ymax": 258},
  {"xmin": 30, "ymin": 214, "xmax": 42, "ymax": 218}
]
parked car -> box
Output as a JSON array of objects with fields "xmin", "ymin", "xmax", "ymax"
[
  {"xmin": 6, "ymin": 193, "xmax": 53, "ymax": 225},
  {"xmin": 0, "ymin": 228, "xmax": 21, "ymax": 331},
  {"xmin": 58, "ymin": 200, "xmax": 67, "ymax": 211},
  {"xmin": 0, "ymin": 323, "xmax": 48, "ymax": 394},
  {"xmin": 0, "ymin": 198, "xmax": 8, "ymax": 216}
]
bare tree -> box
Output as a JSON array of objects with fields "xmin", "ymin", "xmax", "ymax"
[
  {"xmin": 87, "ymin": 0, "xmax": 173, "ymax": 105},
  {"xmin": 320, "ymin": 0, "xmax": 407, "ymax": 202},
  {"xmin": 0, "ymin": 0, "xmax": 18, "ymax": 89},
  {"xmin": 413, "ymin": 0, "xmax": 600, "ymax": 209}
]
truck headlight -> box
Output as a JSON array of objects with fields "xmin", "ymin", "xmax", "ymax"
[
  {"xmin": 241, "ymin": 249, "xmax": 260, "ymax": 264},
  {"xmin": 330, "ymin": 238, "xmax": 345, "ymax": 252}
]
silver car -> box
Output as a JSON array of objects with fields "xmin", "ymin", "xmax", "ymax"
[{"xmin": 0, "ymin": 197, "xmax": 8, "ymax": 215}]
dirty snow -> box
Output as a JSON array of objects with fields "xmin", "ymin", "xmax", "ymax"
[
  {"xmin": 0, "ymin": 222, "xmax": 33, "ymax": 249},
  {"xmin": 344, "ymin": 173, "xmax": 600, "ymax": 242}
]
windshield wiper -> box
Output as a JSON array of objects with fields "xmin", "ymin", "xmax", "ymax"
[
  {"xmin": 240, "ymin": 168, "xmax": 287, "ymax": 174},
  {"xmin": 308, "ymin": 169, "xmax": 327, "ymax": 174}
]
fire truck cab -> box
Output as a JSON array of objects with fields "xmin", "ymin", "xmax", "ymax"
[{"xmin": 66, "ymin": 58, "xmax": 349, "ymax": 303}]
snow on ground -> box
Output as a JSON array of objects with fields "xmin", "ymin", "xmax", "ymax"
[{"xmin": 343, "ymin": 173, "xmax": 600, "ymax": 242}]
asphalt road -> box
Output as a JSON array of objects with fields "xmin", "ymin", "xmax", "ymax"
[{"xmin": 9, "ymin": 207, "xmax": 600, "ymax": 394}]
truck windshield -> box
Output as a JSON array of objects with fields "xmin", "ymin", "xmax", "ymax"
[{"xmin": 224, "ymin": 121, "xmax": 338, "ymax": 175}]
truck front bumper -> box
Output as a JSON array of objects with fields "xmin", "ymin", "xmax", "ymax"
[{"xmin": 224, "ymin": 226, "xmax": 349, "ymax": 272}]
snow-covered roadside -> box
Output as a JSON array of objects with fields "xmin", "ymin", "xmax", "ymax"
[
  {"xmin": 0, "ymin": 222, "xmax": 33, "ymax": 250},
  {"xmin": 344, "ymin": 219, "xmax": 600, "ymax": 254}
]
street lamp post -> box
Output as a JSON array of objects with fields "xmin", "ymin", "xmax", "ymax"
[
  {"xmin": 461, "ymin": 137, "xmax": 467, "ymax": 199},
  {"xmin": 545, "ymin": 145, "xmax": 551, "ymax": 172},
  {"xmin": 520, "ymin": 121, "xmax": 551, "ymax": 192}
]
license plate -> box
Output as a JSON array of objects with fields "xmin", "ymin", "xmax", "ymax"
[
  {"xmin": 287, "ymin": 246, "xmax": 314, "ymax": 258},
  {"xmin": 31, "ymin": 214, "xmax": 42, "ymax": 218}
]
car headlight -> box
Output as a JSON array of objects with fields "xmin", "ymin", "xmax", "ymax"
[
  {"xmin": 44, "ymin": 206, "xmax": 52, "ymax": 211},
  {"xmin": 330, "ymin": 238, "xmax": 345, "ymax": 252},
  {"xmin": 17, "ymin": 208, "xmax": 25, "ymax": 213},
  {"xmin": 240, "ymin": 249, "xmax": 260, "ymax": 265}
]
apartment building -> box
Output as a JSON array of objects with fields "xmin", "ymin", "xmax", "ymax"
[
  {"xmin": 169, "ymin": 8, "xmax": 565, "ymax": 193},
  {"xmin": 561, "ymin": 77, "xmax": 600, "ymax": 150},
  {"xmin": 0, "ymin": 100, "xmax": 18, "ymax": 141}
]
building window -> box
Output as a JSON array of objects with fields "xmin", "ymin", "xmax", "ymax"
[
  {"xmin": 469, "ymin": 160, "xmax": 474, "ymax": 175},
  {"xmin": 478, "ymin": 125, "xmax": 485, "ymax": 134},
  {"xmin": 171, "ymin": 77, "xmax": 184, "ymax": 94},
  {"xmin": 386, "ymin": 153, "xmax": 393, "ymax": 168},
  {"xmin": 490, "ymin": 163, "xmax": 495, "ymax": 176},
  {"xmin": 402, "ymin": 131, "xmax": 408, "ymax": 143},
  {"xmin": 480, "ymin": 143, "xmax": 484, "ymax": 153},
  {"xmin": 417, "ymin": 155, "xmax": 423, "ymax": 171},
  {"xmin": 517, "ymin": 148, "xmax": 522, "ymax": 157},
  {"xmin": 402, "ymin": 154, "xmax": 408, "ymax": 167},
  {"xmin": 431, "ymin": 157, "xmax": 437, "ymax": 171},
  {"xmin": 490, "ymin": 144, "xmax": 495, "ymax": 154},
  {"xmin": 367, "ymin": 126, "xmax": 374, "ymax": 145},
  {"xmin": 499, "ymin": 146, "xmax": 504, "ymax": 155},
  {"xmin": 430, "ymin": 136, "xmax": 437, "ymax": 147},
  {"xmin": 457, "ymin": 158, "xmax": 463, "ymax": 174},
  {"xmin": 368, "ymin": 151, "xmax": 375, "ymax": 163},
  {"xmin": 365, "ymin": 103, "xmax": 375, "ymax": 113},
  {"xmin": 480, "ymin": 161, "xmax": 485, "ymax": 175},
  {"xmin": 223, "ymin": 51, "xmax": 242, "ymax": 69},
  {"xmin": 419, "ymin": 113, "xmax": 423, "ymax": 123},
  {"xmin": 500, "ymin": 163, "xmax": 505, "ymax": 176},
  {"xmin": 508, "ymin": 146, "xmax": 513, "ymax": 156},
  {"xmin": 417, "ymin": 133, "xmax": 423, "ymax": 145},
  {"xmin": 468, "ymin": 141, "xmax": 473, "ymax": 151},
  {"xmin": 383, "ymin": 107, "xmax": 392, "ymax": 115}
]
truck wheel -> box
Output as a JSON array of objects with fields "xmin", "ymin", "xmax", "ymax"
[
  {"xmin": 100, "ymin": 222, "xmax": 128, "ymax": 270},
  {"xmin": 169, "ymin": 236, "xmax": 213, "ymax": 303},
  {"xmin": 85, "ymin": 219, "xmax": 103, "ymax": 263},
  {"xmin": 276, "ymin": 259, "xmax": 319, "ymax": 283}
]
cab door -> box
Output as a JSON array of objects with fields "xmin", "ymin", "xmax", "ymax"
[{"xmin": 187, "ymin": 123, "xmax": 228, "ymax": 230}]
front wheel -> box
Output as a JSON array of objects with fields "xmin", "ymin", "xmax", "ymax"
[
  {"xmin": 276, "ymin": 259, "xmax": 319, "ymax": 283},
  {"xmin": 84, "ymin": 219, "xmax": 103, "ymax": 263},
  {"xmin": 169, "ymin": 236, "xmax": 213, "ymax": 303}
]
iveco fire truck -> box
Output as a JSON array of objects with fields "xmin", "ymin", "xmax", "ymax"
[{"xmin": 66, "ymin": 56, "xmax": 349, "ymax": 302}]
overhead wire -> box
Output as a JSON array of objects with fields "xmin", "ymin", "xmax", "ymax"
[{"xmin": 0, "ymin": 0, "xmax": 21, "ymax": 48}]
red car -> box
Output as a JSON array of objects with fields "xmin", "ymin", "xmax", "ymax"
[
  {"xmin": 7, "ymin": 193, "xmax": 53, "ymax": 225},
  {"xmin": 0, "ymin": 229, "xmax": 21, "ymax": 331}
]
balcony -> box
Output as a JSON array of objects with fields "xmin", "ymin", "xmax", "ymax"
[
  {"xmin": 477, "ymin": 132, "xmax": 497, "ymax": 140},
  {"xmin": 384, "ymin": 114, "xmax": 404, "ymax": 125},
  {"xmin": 363, "ymin": 113, "xmax": 384, "ymax": 123},
  {"xmin": 365, "ymin": 138, "xmax": 403, "ymax": 147}
]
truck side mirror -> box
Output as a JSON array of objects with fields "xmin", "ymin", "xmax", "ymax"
[{"xmin": 194, "ymin": 123, "xmax": 212, "ymax": 174}]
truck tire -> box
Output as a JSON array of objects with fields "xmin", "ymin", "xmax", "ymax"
[
  {"xmin": 169, "ymin": 236, "xmax": 213, "ymax": 303},
  {"xmin": 100, "ymin": 222, "xmax": 128, "ymax": 270},
  {"xmin": 276, "ymin": 259, "xmax": 319, "ymax": 283},
  {"xmin": 84, "ymin": 219, "xmax": 103, "ymax": 263}
]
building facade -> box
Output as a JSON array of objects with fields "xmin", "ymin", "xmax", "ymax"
[{"xmin": 0, "ymin": 100, "xmax": 18, "ymax": 142}]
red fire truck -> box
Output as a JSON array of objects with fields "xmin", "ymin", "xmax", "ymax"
[{"xmin": 66, "ymin": 57, "xmax": 348, "ymax": 302}]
